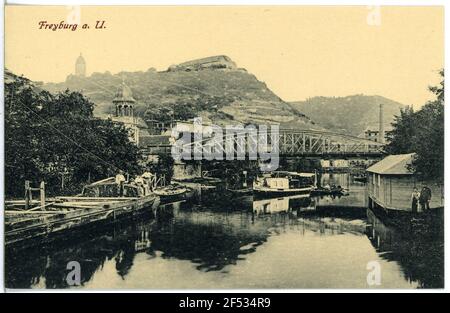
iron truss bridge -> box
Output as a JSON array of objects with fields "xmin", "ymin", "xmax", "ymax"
[
  {"xmin": 276, "ymin": 128, "xmax": 385, "ymax": 156},
  {"xmin": 174, "ymin": 127, "xmax": 386, "ymax": 159}
]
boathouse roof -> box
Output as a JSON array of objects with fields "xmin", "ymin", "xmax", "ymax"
[{"xmin": 366, "ymin": 153, "xmax": 416, "ymax": 175}]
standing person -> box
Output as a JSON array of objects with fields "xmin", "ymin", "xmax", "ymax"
[
  {"xmin": 134, "ymin": 175, "xmax": 146, "ymax": 196},
  {"xmin": 411, "ymin": 187, "xmax": 420, "ymax": 214},
  {"xmin": 419, "ymin": 186, "xmax": 432, "ymax": 211},
  {"xmin": 142, "ymin": 170, "xmax": 154, "ymax": 192},
  {"xmin": 115, "ymin": 170, "xmax": 126, "ymax": 197}
]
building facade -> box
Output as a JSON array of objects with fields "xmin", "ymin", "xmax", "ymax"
[
  {"xmin": 366, "ymin": 153, "xmax": 443, "ymax": 212},
  {"xmin": 365, "ymin": 129, "xmax": 380, "ymax": 142}
]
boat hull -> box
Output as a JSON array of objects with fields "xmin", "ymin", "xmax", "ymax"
[
  {"xmin": 5, "ymin": 195, "xmax": 157, "ymax": 247},
  {"xmin": 310, "ymin": 188, "xmax": 347, "ymax": 196},
  {"xmin": 154, "ymin": 187, "xmax": 189, "ymax": 203},
  {"xmin": 253, "ymin": 186, "xmax": 313, "ymax": 199},
  {"xmin": 227, "ymin": 188, "xmax": 253, "ymax": 197},
  {"xmin": 156, "ymin": 193, "xmax": 186, "ymax": 203}
]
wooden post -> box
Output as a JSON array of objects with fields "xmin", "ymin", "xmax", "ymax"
[
  {"xmin": 119, "ymin": 181, "xmax": 124, "ymax": 197},
  {"xmin": 24, "ymin": 180, "xmax": 31, "ymax": 210},
  {"xmin": 149, "ymin": 175, "xmax": 154, "ymax": 190},
  {"xmin": 40, "ymin": 181, "xmax": 45, "ymax": 210}
]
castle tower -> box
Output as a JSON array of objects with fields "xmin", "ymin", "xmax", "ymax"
[{"xmin": 75, "ymin": 54, "xmax": 86, "ymax": 77}]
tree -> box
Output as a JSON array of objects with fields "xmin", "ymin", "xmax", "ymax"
[
  {"xmin": 385, "ymin": 106, "xmax": 417, "ymax": 154},
  {"xmin": 385, "ymin": 70, "xmax": 444, "ymax": 182},
  {"xmin": 411, "ymin": 95, "xmax": 444, "ymax": 181},
  {"xmin": 4, "ymin": 74, "xmax": 143, "ymax": 197},
  {"xmin": 146, "ymin": 154, "xmax": 174, "ymax": 183}
]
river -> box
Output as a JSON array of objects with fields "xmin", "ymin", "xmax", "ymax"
[{"xmin": 5, "ymin": 173, "xmax": 444, "ymax": 289}]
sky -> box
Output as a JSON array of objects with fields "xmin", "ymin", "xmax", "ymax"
[{"xmin": 5, "ymin": 5, "xmax": 444, "ymax": 108}]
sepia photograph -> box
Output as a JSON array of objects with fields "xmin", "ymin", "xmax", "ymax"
[{"xmin": 1, "ymin": 3, "xmax": 445, "ymax": 292}]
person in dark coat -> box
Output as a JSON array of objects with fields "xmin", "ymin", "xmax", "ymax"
[{"xmin": 419, "ymin": 186, "xmax": 432, "ymax": 211}]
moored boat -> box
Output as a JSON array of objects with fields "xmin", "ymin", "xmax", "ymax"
[
  {"xmin": 253, "ymin": 171, "xmax": 316, "ymax": 199},
  {"xmin": 153, "ymin": 184, "xmax": 189, "ymax": 202},
  {"xmin": 311, "ymin": 185, "xmax": 349, "ymax": 196},
  {"xmin": 5, "ymin": 178, "xmax": 157, "ymax": 247},
  {"xmin": 226, "ymin": 187, "xmax": 253, "ymax": 196}
]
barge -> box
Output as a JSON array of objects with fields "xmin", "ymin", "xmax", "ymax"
[{"xmin": 5, "ymin": 178, "xmax": 157, "ymax": 246}]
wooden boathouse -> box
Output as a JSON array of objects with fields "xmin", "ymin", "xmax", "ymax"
[{"xmin": 366, "ymin": 153, "xmax": 443, "ymax": 212}]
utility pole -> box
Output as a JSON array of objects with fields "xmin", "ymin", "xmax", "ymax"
[{"xmin": 378, "ymin": 103, "xmax": 385, "ymax": 144}]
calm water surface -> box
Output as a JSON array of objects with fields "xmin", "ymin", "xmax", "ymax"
[{"xmin": 5, "ymin": 173, "xmax": 444, "ymax": 289}]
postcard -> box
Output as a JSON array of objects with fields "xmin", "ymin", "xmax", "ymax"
[{"xmin": 3, "ymin": 4, "xmax": 444, "ymax": 291}]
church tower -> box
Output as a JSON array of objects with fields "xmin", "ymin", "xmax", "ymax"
[
  {"xmin": 111, "ymin": 80, "xmax": 140, "ymax": 144},
  {"xmin": 75, "ymin": 54, "xmax": 86, "ymax": 77},
  {"xmin": 113, "ymin": 81, "xmax": 136, "ymax": 117}
]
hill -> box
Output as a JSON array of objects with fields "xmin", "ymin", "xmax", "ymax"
[
  {"xmin": 289, "ymin": 95, "xmax": 406, "ymax": 136},
  {"xmin": 43, "ymin": 56, "xmax": 319, "ymax": 130}
]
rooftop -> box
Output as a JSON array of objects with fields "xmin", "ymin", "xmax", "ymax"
[
  {"xmin": 366, "ymin": 153, "xmax": 416, "ymax": 175},
  {"xmin": 113, "ymin": 82, "xmax": 135, "ymax": 103}
]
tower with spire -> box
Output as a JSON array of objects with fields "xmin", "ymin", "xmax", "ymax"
[
  {"xmin": 113, "ymin": 79, "xmax": 136, "ymax": 117},
  {"xmin": 75, "ymin": 53, "xmax": 86, "ymax": 77},
  {"xmin": 110, "ymin": 79, "xmax": 140, "ymax": 144}
]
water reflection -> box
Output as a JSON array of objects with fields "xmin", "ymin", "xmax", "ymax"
[
  {"xmin": 366, "ymin": 209, "xmax": 444, "ymax": 288},
  {"xmin": 253, "ymin": 194, "xmax": 315, "ymax": 215},
  {"xmin": 5, "ymin": 173, "xmax": 443, "ymax": 289},
  {"xmin": 6, "ymin": 215, "xmax": 153, "ymax": 288}
]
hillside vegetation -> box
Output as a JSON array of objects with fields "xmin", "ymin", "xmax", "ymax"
[
  {"xmin": 44, "ymin": 57, "xmax": 318, "ymax": 129},
  {"xmin": 290, "ymin": 95, "xmax": 406, "ymax": 136}
]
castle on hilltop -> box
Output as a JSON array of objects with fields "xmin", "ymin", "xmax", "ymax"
[{"xmin": 168, "ymin": 55, "xmax": 237, "ymax": 72}]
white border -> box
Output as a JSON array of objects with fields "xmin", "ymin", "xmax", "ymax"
[
  {"xmin": 2, "ymin": 1, "xmax": 448, "ymax": 5},
  {"xmin": 1, "ymin": 0, "xmax": 448, "ymax": 294}
]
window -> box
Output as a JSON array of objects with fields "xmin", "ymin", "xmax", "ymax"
[{"xmin": 377, "ymin": 175, "xmax": 381, "ymax": 187}]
